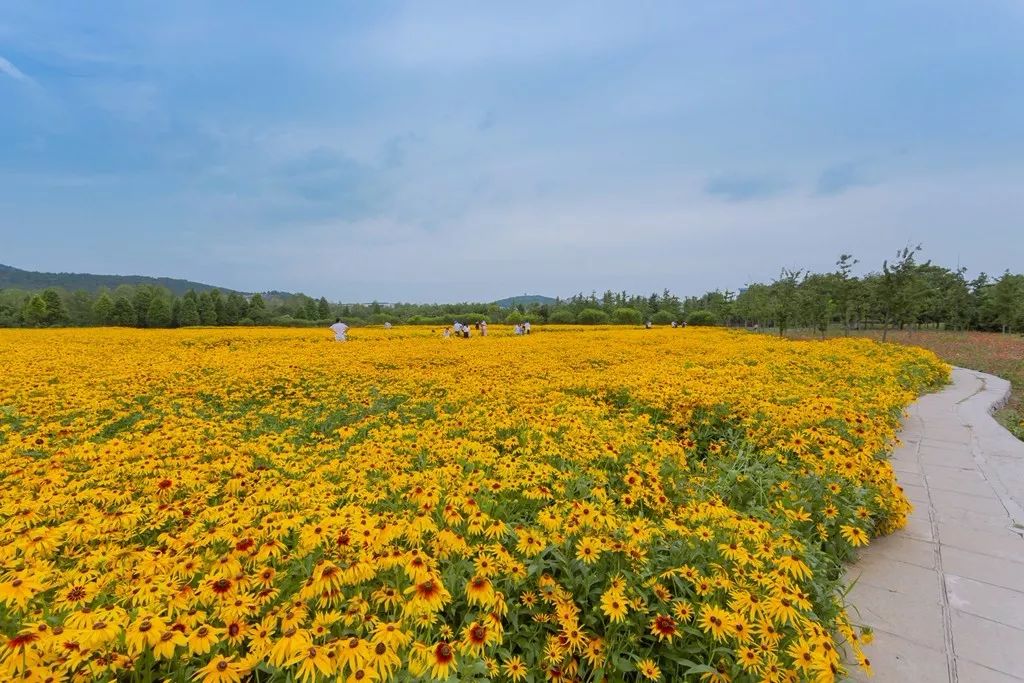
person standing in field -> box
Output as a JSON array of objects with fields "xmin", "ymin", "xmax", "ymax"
[
  {"xmin": 330, "ymin": 318, "xmax": 349, "ymax": 342},
  {"xmin": 524, "ymin": 320, "xmax": 531, "ymax": 334},
  {"xmin": 480, "ymin": 320, "xmax": 488, "ymax": 336}
]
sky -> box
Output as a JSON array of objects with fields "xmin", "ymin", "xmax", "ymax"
[{"xmin": 1, "ymin": 2, "xmax": 1023, "ymax": 302}]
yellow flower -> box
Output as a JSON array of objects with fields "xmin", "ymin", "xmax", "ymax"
[
  {"xmin": 575, "ymin": 537, "xmax": 601, "ymax": 564},
  {"xmin": 0, "ymin": 326, "xmax": 947, "ymax": 682},
  {"xmin": 503, "ymin": 654, "xmax": 528, "ymax": 682},
  {"xmin": 841, "ymin": 525, "xmax": 869, "ymax": 547},
  {"xmin": 187, "ymin": 624, "xmax": 222, "ymax": 656},
  {"xmin": 192, "ymin": 655, "xmax": 242, "ymax": 683},
  {"xmin": 600, "ymin": 588, "xmax": 628, "ymax": 623},
  {"xmin": 698, "ymin": 604, "xmax": 732, "ymax": 642},
  {"xmin": 637, "ymin": 658, "xmax": 661, "ymax": 680}
]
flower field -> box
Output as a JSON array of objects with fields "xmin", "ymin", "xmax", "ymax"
[{"xmin": 0, "ymin": 326, "xmax": 948, "ymax": 682}]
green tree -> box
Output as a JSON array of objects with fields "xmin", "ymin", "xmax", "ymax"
[
  {"xmin": 833, "ymin": 254, "xmax": 859, "ymax": 335},
  {"xmin": 198, "ymin": 292, "xmax": 217, "ymax": 325},
  {"xmin": 209, "ymin": 290, "xmax": 226, "ymax": 324},
  {"xmin": 92, "ymin": 292, "xmax": 115, "ymax": 325},
  {"xmin": 798, "ymin": 273, "xmax": 835, "ymax": 338},
  {"xmin": 21, "ymin": 295, "xmax": 48, "ymax": 326},
  {"xmin": 317, "ymin": 297, "xmax": 331, "ymax": 319},
  {"xmin": 992, "ymin": 271, "xmax": 1024, "ymax": 333},
  {"xmin": 549, "ymin": 309, "xmax": 576, "ymax": 324},
  {"xmin": 770, "ymin": 269, "xmax": 802, "ymax": 336},
  {"xmin": 686, "ymin": 310, "xmax": 718, "ymax": 326},
  {"xmin": 651, "ymin": 310, "xmax": 675, "ymax": 325},
  {"xmin": 248, "ymin": 293, "xmax": 267, "ymax": 323},
  {"xmin": 577, "ymin": 308, "xmax": 610, "ymax": 324},
  {"xmin": 178, "ymin": 297, "xmax": 201, "ymax": 326},
  {"xmin": 131, "ymin": 287, "xmax": 155, "ymax": 327},
  {"xmin": 146, "ymin": 296, "xmax": 172, "ymax": 328},
  {"xmin": 111, "ymin": 297, "xmax": 136, "ymax": 326},
  {"xmin": 734, "ymin": 284, "xmax": 772, "ymax": 328},
  {"xmin": 612, "ymin": 307, "xmax": 643, "ymax": 325},
  {"xmin": 875, "ymin": 245, "xmax": 922, "ymax": 341},
  {"xmin": 66, "ymin": 290, "xmax": 93, "ymax": 326},
  {"xmin": 40, "ymin": 288, "xmax": 69, "ymax": 325},
  {"xmin": 222, "ymin": 292, "xmax": 247, "ymax": 325}
]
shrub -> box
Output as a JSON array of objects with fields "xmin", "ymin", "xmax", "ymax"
[
  {"xmin": 612, "ymin": 307, "xmax": 643, "ymax": 325},
  {"xmin": 686, "ymin": 310, "xmax": 719, "ymax": 326},
  {"xmin": 548, "ymin": 309, "xmax": 577, "ymax": 324},
  {"xmin": 577, "ymin": 308, "xmax": 610, "ymax": 324},
  {"xmin": 651, "ymin": 310, "xmax": 675, "ymax": 325}
]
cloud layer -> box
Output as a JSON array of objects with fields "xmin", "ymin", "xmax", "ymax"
[{"xmin": 1, "ymin": 2, "xmax": 1022, "ymax": 301}]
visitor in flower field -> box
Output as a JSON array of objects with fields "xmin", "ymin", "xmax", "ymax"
[
  {"xmin": 329, "ymin": 318, "xmax": 348, "ymax": 341},
  {"xmin": 480, "ymin": 320, "xmax": 488, "ymax": 336},
  {"xmin": 524, "ymin": 320, "xmax": 531, "ymax": 334},
  {"xmin": 442, "ymin": 327, "xmax": 450, "ymax": 338},
  {"xmin": 645, "ymin": 320, "xmax": 653, "ymax": 329}
]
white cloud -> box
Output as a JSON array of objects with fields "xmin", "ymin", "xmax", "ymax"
[{"xmin": 0, "ymin": 54, "xmax": 31, "ymax": 82}]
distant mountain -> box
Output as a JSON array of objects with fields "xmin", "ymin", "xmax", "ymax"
[
  {"xmin": 0, "ymin": 264, "xmax": 244, "ymax": 296},
  {"xmin": 494, "ymin": 294, "xmax": 557, "ymax": 308}
]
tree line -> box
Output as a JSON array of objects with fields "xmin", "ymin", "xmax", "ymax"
[{"xmin": 1, "ymin": 246, "xmax": 1021, "ymax": 333}]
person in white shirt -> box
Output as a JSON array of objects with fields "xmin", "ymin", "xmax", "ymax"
[
  {"xmin": 480, "ymin": 320, "xmax": 488, "ymax": 336},
  {"xmin": 384, "ymin": 322, "xmax": 392, "ymax": 330},
  {"xmin": 330, "ymin": 318, "xmax": 349, "ymax": 341},
  {"xmin": 524, "ymin": 321, "xmax": 531, "ymax": 334}
]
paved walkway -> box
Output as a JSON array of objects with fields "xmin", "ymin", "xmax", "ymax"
[{"xmin": 846, "ymin": 367, "xmax": 1024, "ymax": 682}]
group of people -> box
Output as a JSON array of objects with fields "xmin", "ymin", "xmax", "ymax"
[
  {"xmin": 512, "ymin": 321, "xmax": 531, "ymax": 335},
  {"xmin": 443, "ymin": 320, "xmax": 492, "ymax": 338},
  {"xmin": 331, "ymin": 316, "xmax": 682, "ymax": 342}
]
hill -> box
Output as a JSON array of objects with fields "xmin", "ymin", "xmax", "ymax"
[
  {"xmin": 0, "ymin": 263, "xmax": 244, "ymax": 296},
  {"xmin": 493, "ymin": 294, "xmax": 557, "ymax": 308}
]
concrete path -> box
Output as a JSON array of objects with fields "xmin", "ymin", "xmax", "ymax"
[{"xmin": 845, "ymin": 367, "xmax": 1024, "ymax": 682}]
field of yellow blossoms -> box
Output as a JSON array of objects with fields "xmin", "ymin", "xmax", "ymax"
[{"xmin": 0, "ymin": 326, "xmax": 948, "ymax": 683}]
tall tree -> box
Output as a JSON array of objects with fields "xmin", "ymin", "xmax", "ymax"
[
  {"xmin": 178, "ymin": 297, "xmax": 201, "ymax": 326},
  {"xmin": 92, "ymin": 292, "xmax": 115, "ymax": 325},
  {"xmin": 992, "ymin": 271, "xmax": 1024, "ymax": 333},
  {"xmin": 111, "ymin": 297, "xmax": 136, "ymax": 326},
  {"xmin": 875, "ymin": 245, "xmax": 922, "ymax": 341},
  {"xmin": 40, "ymin": 288, "xmax": 69, "ymax": 325},
  {"xmin": 198, "ymin": 292, "xmax": 217, "ymax": 325},
  {"xmin": 317, "ymin": 297, "xmax": 331, "ymax": 319},
  {"xmin": 146, "ymin": 296, "xmax": 173, "ymax": 328},
  {"xmin": 131, "ymin": 287, "xmax": 155, "ymax": 327},
  {"xmin": 21, "ymin": 295, "xmax": 48, "ymax": 326},
  {"xmin": 833, "ymin": 254, "xmax": 859, "ymax": 335},
  {"xmin": 771, "ymin": 269, "xmax": 802, "ymax": 336}
]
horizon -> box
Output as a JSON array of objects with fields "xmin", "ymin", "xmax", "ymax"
[
  {"xmin": 1, "ymin": 255, "xmax": 1007, "ymax": 306},
  {"xmin": 2, "ymin": 2, "xmax": 1023, "ymax": 301}
]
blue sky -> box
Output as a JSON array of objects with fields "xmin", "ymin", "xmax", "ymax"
[{"xmin": 1, "ymin": 2, "xmax": 1022, "ymax": 301}]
